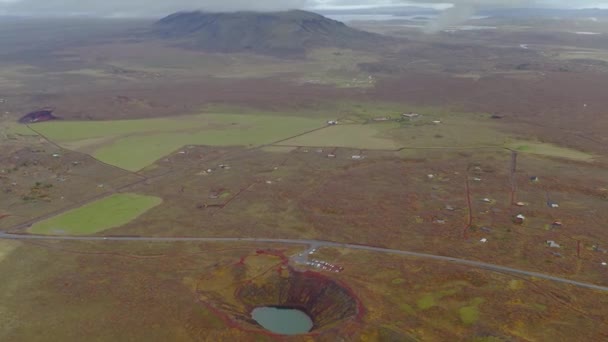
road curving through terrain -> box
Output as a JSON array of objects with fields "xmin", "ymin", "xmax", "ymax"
[{"xmin": 1, "ymin": 232, "xmax": 607, "ymax": 292}]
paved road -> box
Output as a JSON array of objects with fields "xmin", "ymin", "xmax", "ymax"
[{"xmin": 1, "ymin": 232, "xmax": 607, "ymax": 292}]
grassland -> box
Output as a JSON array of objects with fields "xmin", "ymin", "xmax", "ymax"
[
  {"xmin": 26, "ymin": 101, "xmax": 595, "ymax": 173},
  {"xmin": 2, "ymin": 122, "xmax": 38, "ymax": 137},
  {"xmin": 29, "ymin": 193, "xmax": 162, "ymax": 235},
  {"xmin": 282, "ymin": 111, "xmax": 510, "ymax": 150},
  {"xmin": 0, "ymin": 241, "xmax": 19, "ymax": 263},
  {"xmin": 69, "ymin": 43, "xmax": 379, "ymax": 87},
  {"xmin": 32, "ymin": 113, "xmax": 324, "ymax": 171},
  {"xmin": 283, "ymin": 123, "xmax": 400, "ymax": 149},
  {"xmin": 28, "ymin": 102, "xmax": 494, "ymax": 172},
  {"xmin": 507, "ymin": 141, "xmax": 594, "ymax": 161}
]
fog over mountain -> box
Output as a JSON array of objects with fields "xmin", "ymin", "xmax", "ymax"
[
  {"xmin": 1, "ymin": 0, "xmax": 608, "ymax": 17},
  {"xmin": 2, "ymin": 0, "xmax": 608, "ymax": 34}
]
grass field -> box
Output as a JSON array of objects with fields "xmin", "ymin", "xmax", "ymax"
[
  {"xmin": 29, "ymin": 193, "xmax": 162, "ymax": 235},
  {"xmin": 3, "ymin": 122, "xmax": 37, "ymax": 137},
  {"xmin": 282, "ymin": 112, "xmax": 510, "ymax": 150},
  {"xmin": 32, "ymin": 113, "xmax": 324, "ymax": 171},
  {"xmin": 507, "ymin": 141, "xmax": 594, "ymax": 161},
  {"xmin": 282, "ymin": 123, "xmax": 401, "ymax": 149}
]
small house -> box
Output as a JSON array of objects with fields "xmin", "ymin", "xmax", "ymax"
[{"xmin": 402, "ymin": 113, "xmax": 420, "ymax": 119}]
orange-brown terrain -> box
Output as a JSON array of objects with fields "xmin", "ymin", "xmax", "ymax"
[{"xmin": 1, "ymin": 10, "xmax": 608, "ymax": 341}]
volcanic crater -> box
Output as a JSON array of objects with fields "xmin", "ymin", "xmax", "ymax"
[{"xmin": 194, "ymin": 250, "xmax": 362, "ymax": 335}]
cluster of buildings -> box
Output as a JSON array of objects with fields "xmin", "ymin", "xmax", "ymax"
[{"xmin": 305, "ymin": 259, "xmax": 344, "ymax": 273}]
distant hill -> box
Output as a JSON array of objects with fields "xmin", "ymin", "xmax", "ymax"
[
  {"xmin": 480, "ymin": 8, "xmax": 608, "ymax": 19},
  {"xmin": 153, "ymin": 10, "xmax": 386, "ymax": 57}
]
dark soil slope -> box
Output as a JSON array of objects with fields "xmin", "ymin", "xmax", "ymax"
[
  {"xmin": 153, "ymin": 10, "xmax": 386, "ymax": 57},
  {"xmin": 18, "ymin": 109, "xmax": 57, "ymax": 124}
]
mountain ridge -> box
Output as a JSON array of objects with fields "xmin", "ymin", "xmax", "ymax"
[{"xmin": 153, "ymin": 10, "xmax": 387, "ymax": 57}]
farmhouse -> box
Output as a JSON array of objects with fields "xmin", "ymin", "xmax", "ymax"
[{"xmin": 402, "ymin": 112, "xmax": 420, "ymax": 118}]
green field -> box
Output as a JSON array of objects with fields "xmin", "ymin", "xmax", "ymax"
[
  {"xmin": 281, "ymin": 114, "xmax": 509, "ymax": 150},
  {"xmin": 33, "ymin": 113, "xmax": 324, "ymax": 171},
  {"xmin": 3, "ymin": 122, "xmax": 37, "ymax": 137},
  {"xmin": 507, "ymin": 141, "xmax": 594, "ymax": 161},
  {"xmin": 282, "ymin": 124, "xmax": 400, "ymax": 149},
  {"xmin": 29, "ymin": 193, "xmax": 162, "ymax": 235},
  {"xmin": 28, "ymin": 104, "xmax": 594, "ymax": 172}
]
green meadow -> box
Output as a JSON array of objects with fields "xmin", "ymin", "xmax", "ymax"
[
  {"xmin": 29, "ymin": 193, "xmax": 162, "ymax": 235},
  {"xmin": 506, "ymin": 141, "xmax": 593, "ymax": 162},
  {"xmin": 282, "ymin": 123, "xmax": 401, "ymax": 149},
  {"xmin": 32, "ymin": 113, "xmax": 324, "ymax": 171}
]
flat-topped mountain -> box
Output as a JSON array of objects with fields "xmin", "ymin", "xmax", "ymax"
[{"xmin": 153, "ymin": 10, "xmax": 385, "ymax": 56}]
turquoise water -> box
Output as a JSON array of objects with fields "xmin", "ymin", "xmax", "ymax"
[{"xmin": 251, "ymin": 307, "xmax": 313, "ymax": 335}]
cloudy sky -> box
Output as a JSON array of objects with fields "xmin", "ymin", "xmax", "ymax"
[{"xmin": 1, "ymin": 0, "xmax": 608, "ymax": 17}]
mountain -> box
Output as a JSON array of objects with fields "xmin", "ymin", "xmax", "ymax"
[{"xmin": 153, "ymin": 10, "xmax": 386, "ymax": 57}]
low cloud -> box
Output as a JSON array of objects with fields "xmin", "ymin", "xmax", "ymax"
[
  {"xmin": 402, "ymin": 1, "xmax": 551, "ymax": 32},
  {"xmin": 0, "ymin": 0, "xmax": 603, "ymax": 19},
  {"xmin": 0, "ymin": 0, "xmax": 313, "ymax": 17}
]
